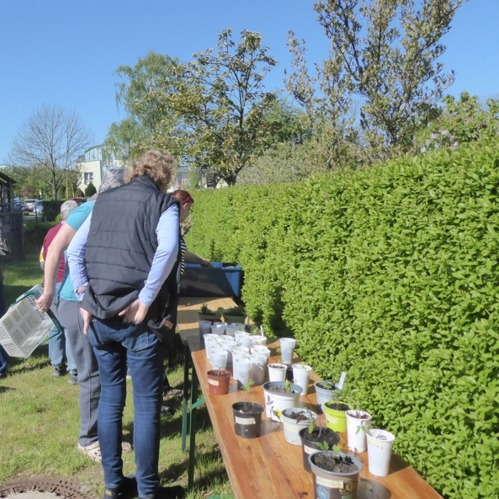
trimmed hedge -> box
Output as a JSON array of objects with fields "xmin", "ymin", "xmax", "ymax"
[{"xmin": 186, "ymin": 141, "xmax": 498, "ymax": 498}]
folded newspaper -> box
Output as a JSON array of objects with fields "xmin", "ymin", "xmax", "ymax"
[{"xmin": 0, "ymin": 285, "xmax": 62, "ymax": 358}]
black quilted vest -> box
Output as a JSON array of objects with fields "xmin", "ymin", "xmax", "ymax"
[{"xmin": 81, "ymin": 175, "xmax": 180, "ymax": 324}]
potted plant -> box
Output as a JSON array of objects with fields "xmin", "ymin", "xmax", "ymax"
[
  {"xmin": 262, "ymin": 380, "xmax": 302, "ymax": 422},
  {"xmin": 198, "ymin": 303, "xmax": 223, "ymax": 322},
  {"xmin": 299, "ymin": 420, "xmax": 340, "ymax": 472},
  {"xmin": 232, "ymin": 381, "xmax": 263, "ymax": 438},
  {"xmin": 323, "ymin": 401, "xmax": 350, "ymax": 433},
  {"xmin": 267, "ymin": 362, "xmax": 287, "ymax": 382},
  {"xmin": 207, "ymin": 369, "xmax": 232, "ymax": 395},
  {"xmin": 346, "ymin": 408, "xmax": 372, "ymax": 452},
  {"xmin": 314, "ymin": 380, "xmax": 339, "ymax": 409},
  {"xmin": 309, "ymin": 451, "xmax": 363, "ymax": 498},
  {"xmin": 223, "ymin": 305, "xmax": 246, "ymax": 324},
  {"xmin": 281, "ymin": 407, "xmax": 317, "ymax": 446},
  {"xmin": 315, "ymin": 372, "xmax": 347, "ymax": 410}
]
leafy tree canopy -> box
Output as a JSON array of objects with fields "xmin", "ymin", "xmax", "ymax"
[{"xmin": 287, "ymin": 0, "xmax": 464, "ymax": 164}]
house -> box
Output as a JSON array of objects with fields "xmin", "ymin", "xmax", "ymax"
[
  {"xmin": 77, "ymin": 145, "xmax": 192, "ymax": 192},
  {"xmin": 77, "ymin": 145, "xmax": 124, "ymax": 193}
]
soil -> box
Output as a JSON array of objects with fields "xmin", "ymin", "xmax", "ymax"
[
  {"xmin": 208, "ymin": 369, "xmax": 231, "ymax": 378},
  {"xmin": 268, "ymin": 363, "xmax": 286, "ymax": 369},
  {"xmin": 302, "ymin": 427, "xmax": 340, "ymax": 449},
  {"xmin": 317, "ymin": 381, "xmax": 336, "ymax": 390},
  {"xmin": 312, "ymin": 453, "xmax": 358, "ymax": 473},
  {"xmin": 348, "ymin": 410, "xmax": 370, "ymax": 419},
  {"xmin": 269, "ymin": 385, "xmax": 299, "ymax": 394},
  {"xmin": 326, "ymin": 402, "xmax": 349, "ymax": 412},
  {"xmin": 284, "ymin": 409, "xmax": 314, "ymax": 422}
]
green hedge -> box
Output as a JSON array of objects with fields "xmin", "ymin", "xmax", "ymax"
[{"xmin": 186, "ymin": 141, "xmax": 499, "ymax": 498}]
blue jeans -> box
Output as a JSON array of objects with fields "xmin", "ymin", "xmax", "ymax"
[
  {"xmin": 88, "ymin": 318, "xmax": 165, "ymax": 499},
  {"xmin": 0, "ymin": 344, "xmax": 7, "ymax": 373},
  {"xmin": 48, "ymin": 284, "xmax": 76, "ymax": 371}
]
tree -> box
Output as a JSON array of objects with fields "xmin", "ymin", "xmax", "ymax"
[
  {"xmin": 413, "ymin": 92, "xmax": 499, "ymax": 152},
  {"xmin": 105, "ymin": 53, "xmax": 185, "ymax": 161},
  {"xmin": 0, "ymin": 165, "xmax": 39, "ymax": 198},
  {"xmin": 84, "ymin": 182, "xmax": 97, "ymax": 197},
  {"xmin": 10, "ymin": 104, "xmax": 93, "ymax": 200},
  {"xmin": 287, "ymin": 0, "xmax": 464, "ymax": 162},
  {"xmin": 162, "ymin": 29, "xmax": 279, "ymax": 185}
]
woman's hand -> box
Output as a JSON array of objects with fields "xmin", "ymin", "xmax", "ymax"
[
  {"xmin": 36, "ymin": 291, "xmax": 54, "ymax": 313},
  {"xmin": 118, "ymin": 299, "xmax": 149, "ymax": 325},
  {"xmin": 80, "ymin": 307, "xmax": 93, "ymax": 335}
]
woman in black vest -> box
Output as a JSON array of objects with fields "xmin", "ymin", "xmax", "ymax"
[{"xmin": 76, "ymin": 150, "xmax": 184, "ymax": 499}]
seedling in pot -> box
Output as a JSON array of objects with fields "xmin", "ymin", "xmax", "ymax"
[
  {"xmin": 240, "ymin": 380, "xmax": 255, "ymax": 411},
  {"xmin": 304, "ymin": 419, "xmax": 340, "ymax": 452}
]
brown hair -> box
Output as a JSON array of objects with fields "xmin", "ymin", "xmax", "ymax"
[
  {"xmin": 126, "ymin": 150, "xmax": 178, "ymax": 191},
  {"xmin": 171, "ymin": 189, "xmax": 194, "ymax": 204}
]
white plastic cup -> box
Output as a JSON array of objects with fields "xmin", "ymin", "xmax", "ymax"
[
  {"xmin": 346, "ymin": 409, "xmax": 372, "ymax": 452},
  {"xmin": 292, "ymin": 363, "xmax": 312, "ymax": 396},
  {"xmin": 225, "ymin": 324, "xmax": 242, "ymax": 337},
  {"xmin": 367, "ymin": 429, "xmax": 396, "ymax": 477},
  {"xmin": 233, "ymin": 356, "xmax": 252, "ymax": 386},
  {"xmin": 268, "ymin": 362, "xmax": 287, "ymax": 382},
  {"xmin": 250, "ymin": 335, "xmax": 267, "ymax": 346},
  {"xmin": 203, "ymin": 334, "xmax": 217, "ymax": 360},
  {"xmin": 199, "ymin": 320, "xmax": 212, "ymax": 336},
  {"xmin": 280, "ymin": 337, "xmax": 296, "ymax": 364},
  {"xmin": 211, "ymin": 323, "xmax": 226, "ymax": 335},
  {"xmin": 251, "ymin": 345, "xmax": 270, "ymax": 358},
  {"xmin": 210, "ymin": 349, "xmax": 228, "ymax": 370},
  {"xmin": 250, "ymin": 353, "xmax": 267, "ymax": 385},
  {"xmin": 234, "ymin": 330, "xmax": 250, "ymax": 344}
]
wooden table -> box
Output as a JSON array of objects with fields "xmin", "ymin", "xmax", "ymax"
[{"xmin": 177, "ymin": 297, "xmax": 442, "ymax": 498}]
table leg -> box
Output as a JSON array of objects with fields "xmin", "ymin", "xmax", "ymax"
[
  {"xmin": 188, "ymin": 367, "xmax": 203, "ymax": 490},
  {"xmin": 181, "ymin": 344, "xmax": 190, "ymax": 452}
]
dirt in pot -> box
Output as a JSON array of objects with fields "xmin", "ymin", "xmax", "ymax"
[
  {"xmin": 290, "ymin": 412, "xmax": 313, "ymax": 423},
  {"xmin": 313, "ymin": 453, "xmax": 357, "ymax": 473},
  {"xmin": 303, "ymin": 427, "xmax": 339, "ymax": 448},
  {"xmin": 208, "ymin": 369, "xmax": 231, "ymax": 377},
  {"xmin": 326, "ymin": 402, "xmax": 349, "ymax": 411},
  {"xmin": 348, "ymin": 409, "xmax": 370, "ymax": 419}
]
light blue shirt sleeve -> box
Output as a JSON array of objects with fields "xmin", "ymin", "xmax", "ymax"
[
  {"xmin": 67, "ymin": 214, "xmax": 92, "ymax": 300},
  {"xmin": 139, "ymin": 204, "xmax": 179, "ymax": 306}
]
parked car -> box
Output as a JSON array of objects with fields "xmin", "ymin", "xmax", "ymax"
[
  {"xmin": 34, "ymin": 200, "xmax": 46, "ymax": 215},
  {"xmin": 13, "ymin": 201, "xmax": 25, "ymax": 212},
  {"xmin": 24, "ymin": 199, "xmax": 37, "ymax": 212}
]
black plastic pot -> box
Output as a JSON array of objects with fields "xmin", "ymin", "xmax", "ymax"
[
  {"xmin": 299, "ymin": 426, "xmax": 340, "ymax": 473},
  {"xmin": 232, "ymin": 402, "xmax": 264, "ymax": 439}
]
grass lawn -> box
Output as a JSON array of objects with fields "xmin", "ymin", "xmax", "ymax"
[{"xmin": 0, "ymin": 251, "xmax": 233, "ymax": 498}]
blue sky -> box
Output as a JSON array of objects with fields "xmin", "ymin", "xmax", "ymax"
[{"xmin": 0, "ymin": 0, "xmax": 497, "ymax": 163}]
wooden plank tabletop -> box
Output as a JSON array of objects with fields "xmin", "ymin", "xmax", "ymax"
[{"xmin": 178, "ymin": 297, "xmax": 442, "ymax": 499}]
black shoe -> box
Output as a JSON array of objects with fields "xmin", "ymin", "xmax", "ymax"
[
  {"xmin": 53, "ymin": 364, "xmax": 66, "ymax": 377},
  {"xmin": 149, "ymin": 486, "xmax": 185, "ymax": 499},
  {"xmin": 0, "ymin": 371, "xmax": 6, "ymax": 379},
  {"xmin": 103, "ymin": 476, "xmax": 137, "ymax": 499}
]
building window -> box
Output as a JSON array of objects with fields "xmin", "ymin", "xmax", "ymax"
[{"xmin": 84, "ymin": 172, "xmax": 94, "ymax": 185}]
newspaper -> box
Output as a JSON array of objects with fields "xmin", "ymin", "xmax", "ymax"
[{"xmin": 0, "ymin": 285, "xmax": 61, "ymax": 358}]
